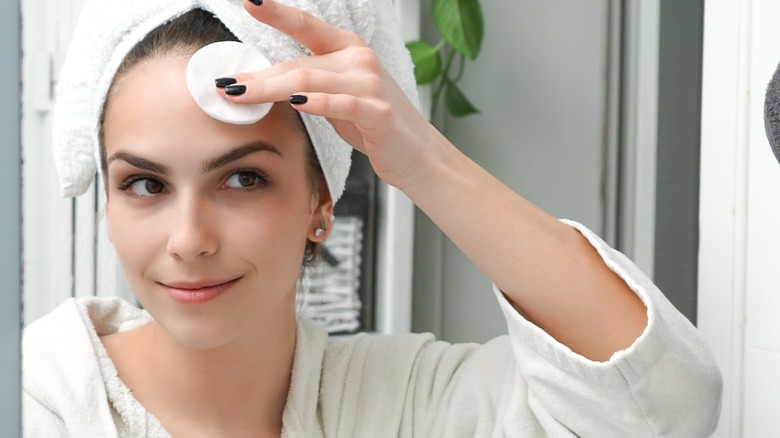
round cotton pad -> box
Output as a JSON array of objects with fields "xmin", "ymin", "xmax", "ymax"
[{"xmin": 186, "ymin": 41, "xmax": 273, "ymax": 125}]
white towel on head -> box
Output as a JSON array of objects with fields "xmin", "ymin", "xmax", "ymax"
[{"xmin": 52, "ymin": 0, "xmax": 420, "ymax": 203}]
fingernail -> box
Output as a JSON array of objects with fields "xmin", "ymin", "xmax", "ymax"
[
  {"xmin": 290, "ymin": 95, "xmax": 308, "ymax": 105},
  {"xmin": 249, "ymin": 0, "xmax": 263, "ymax": 5},
  {"xmin": 225, "ymin": 85, "xmax": 247, "ymax": 96},
  {"xmin": 215, "ymin": 77, "xmax": 237, "ymax": 88}
]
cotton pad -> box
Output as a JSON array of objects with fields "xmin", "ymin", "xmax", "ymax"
[{"xmin": 186, "ymin": 41, "xmax": 273, "ymax": 125}]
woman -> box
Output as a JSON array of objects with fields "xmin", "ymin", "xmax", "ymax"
[{"xmin": 23, "ymin": 0, "xmax": 722, "ymax": 436}]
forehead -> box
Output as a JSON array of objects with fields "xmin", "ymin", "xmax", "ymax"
[{"xmin": 102, "ymin": 55, "xmax": 308, "ymax": 162}]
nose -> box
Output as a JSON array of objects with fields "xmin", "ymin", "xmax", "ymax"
[{"xmin": 166, "ymin": 192, "xmax": 218, "ymax": 261}]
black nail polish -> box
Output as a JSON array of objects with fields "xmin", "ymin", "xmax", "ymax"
[
  {"xmin": 249, "ymin": 0, "xmax": 263, "ymax": 5},
  {"xmin": 290, "ymin": 95, "xmax": 308, "ymax": 105},
  {"xmin": 224, "ymin": 85, "xmax": 247, "ymax": 96},
  {"xmin": 215, "ymin": 77, "xmax": 237, "ymax": 88}
]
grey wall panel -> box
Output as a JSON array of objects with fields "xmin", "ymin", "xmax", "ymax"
[{"xmin": 654, "ymin": 0, "xmax": 704, "ymax": 324}]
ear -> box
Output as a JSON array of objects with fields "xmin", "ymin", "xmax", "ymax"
[{"xmin": 307, "ymin": 183, "xmax": 334, "ymax": 242}]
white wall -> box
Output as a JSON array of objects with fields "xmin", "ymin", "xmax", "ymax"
[
  {"xmin": 742, "ymin": 1, "xmax": 780, "ymax": 430},
  {"xmin": 699, "ymin": 0, "xmax": 780, "ymax": 435}
]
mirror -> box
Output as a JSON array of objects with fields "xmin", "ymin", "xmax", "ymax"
[{"xmin": 11, "ymin": 0, "xmax": 706, "ymax": 434}]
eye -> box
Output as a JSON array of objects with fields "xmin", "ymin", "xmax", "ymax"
[
  {"xmin": 223, "ymin": 170, "xmax": 268, "ymax": 190},
  {"xmin": 118, "ymin": 177, "xmax": 166, "ymax": 197}
]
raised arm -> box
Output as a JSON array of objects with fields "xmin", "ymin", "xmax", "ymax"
[
  {"xmin": 402, "ymin": 136, "xmax": 648, "ymax": 361},
  {"xmin": 228, "ymin": 0, "xmax": 647, "ymax": 361}
]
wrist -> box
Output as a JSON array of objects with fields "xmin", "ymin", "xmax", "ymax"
[{"xmin": 394, "ymin": 125, "xmax": 455, "ymax": 196}]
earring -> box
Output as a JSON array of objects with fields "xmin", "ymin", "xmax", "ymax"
[
  {"xmin": 329, "ymin": 215, "xmax": 336, "ymax": 222},
  {"xmin": 314, "ymin": 217, "xmax": 327, "ymax": 238}
]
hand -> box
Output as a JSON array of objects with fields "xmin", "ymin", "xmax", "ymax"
[{"xmin": 223, "ymin": 0, "xmax": 446, "ymax": 190}]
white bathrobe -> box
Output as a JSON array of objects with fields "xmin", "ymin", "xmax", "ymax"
[{"xmin": 21, "ymin": 222, "xmax": 722, "ymax": 437}]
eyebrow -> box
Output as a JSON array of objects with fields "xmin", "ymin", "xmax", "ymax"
[
  {"xmin": 106, "ymin": 142, "xmax": 282, "ymax": 175},
  {"xmin": 106, "ymin": 152, "xmax": 169, "ymax": 174},
  {"xmin": 202, "ymin": 142, "xmax": 282, "ymax": 172}
]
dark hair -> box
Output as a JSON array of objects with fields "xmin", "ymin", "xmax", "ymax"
[{"xmin": 100, "ymin": 9, "xmax": 325, "ymax": 263}]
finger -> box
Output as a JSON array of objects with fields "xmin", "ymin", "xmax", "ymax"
[
  {"xmin": 227, "ymin": 45, "xmax": 381, "ymax": 85},
  {"xmin": 288, "ymin": 92, "xmax": 390, "ymax": 131},
  {"xmin": 227, "ymin": 50, "xmax": 344, "ymax": 85},
  {"xmin": 223, "ymin": 69, "xmax": 373, "ymax": 104},
  {"xmin": 242, "ymin": 0, "xmax": 364, "ymax": 54}
]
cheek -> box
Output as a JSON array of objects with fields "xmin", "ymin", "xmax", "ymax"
[
  {"xmin": 105, "ymin": 203, "xmax": 164, "ymax": 276},
  {"xmin": 227, "ymin": 199, "xmax": 312, "ymax": 265}
]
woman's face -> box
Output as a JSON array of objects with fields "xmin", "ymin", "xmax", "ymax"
[{"xmin": 102, "ymin": 55, "xmax": 328, "ymax": 349}]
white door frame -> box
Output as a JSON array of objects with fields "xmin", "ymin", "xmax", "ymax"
[{"xmin": 698, "ymin": 1, "xmax": 749, "ymax": 435}]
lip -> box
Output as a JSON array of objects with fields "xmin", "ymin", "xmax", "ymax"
[{"xmin": 159, "ymin": 277, "xmax": 241, "ymax": 304}]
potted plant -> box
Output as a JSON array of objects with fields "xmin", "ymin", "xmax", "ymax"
[{"xmin": 405, "ymin": 0, "xmax": 484, "ymax": 118}]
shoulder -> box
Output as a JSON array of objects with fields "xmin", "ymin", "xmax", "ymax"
[
  {"xmin": 22, "ymin": 296, "xmax": 130, "ymax": 392},
  {"xmin": 23, "ymin": 296, "xmax": 145, "ymax": 362},
  {"xmin": 316, "ymin": 328, "xmax": 515, "ymax": 436},
  {"xmin": 286, "ymin": 318, "xmax": 518, "ymax": 435},
  {"xmin": 22, "ymin": 296, "xmax": 143, "ymax": 434},
  {"xmin": 325, "ymin": 328, "xmax": 514, "ymax": 399},
  {"xmin": 325, "ymin": 330, "xmax": 436, "ymax": 366},
  {"xmin": 22, "ymin": 297, "xmax": 97, "ymax": 379},
  {"xmin": 325, "ymin": 330, "xmax": 513, "ymax": 371}
]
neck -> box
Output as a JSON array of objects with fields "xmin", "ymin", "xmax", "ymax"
[{"xmin": 133, "ymin": 306, "xmax": 297, "ymax": 436}]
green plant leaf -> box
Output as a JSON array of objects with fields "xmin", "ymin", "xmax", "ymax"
[
  {"xmin": 445, "ymin": 80, "xmax": 479, "ymax": 116},
  {"xmin": 405, "ymin": 40, "xmax": 443, "ymax": 85},
  {"xmin": 432, "ymin": 0, "xmax": 484, "ymax": 60}
]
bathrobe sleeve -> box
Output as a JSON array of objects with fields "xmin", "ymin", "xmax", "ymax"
[
  {"xmin": 317, "ymin": 220, "xmax": 722, "ymax": 437},
  {"xmin": 486, "ymin": 220, "xmax": 723, "ymax": 436}
]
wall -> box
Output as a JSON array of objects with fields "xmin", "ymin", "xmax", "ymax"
[
  {"xmin": 698, "ymin": 0, "xmax": 780, "ymax": 435},
  {"xmin": 414, "ymin": 0, "xmax": 610, "ymax": 343},
  {"xmin": 741, "ymin": 5, "xmax": 780, "ymax": 435},
  {"xmin": 0, "ymin": 0, "xmax": 22, "ymax": 434}
]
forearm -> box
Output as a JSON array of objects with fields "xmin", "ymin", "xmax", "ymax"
[{"xmin": 403, "ymin": 131, "xmax": 647, "ymax": 361}]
